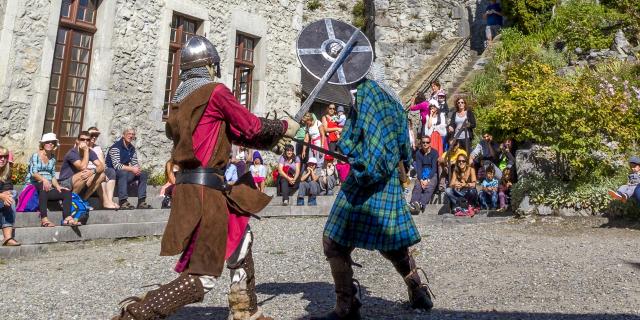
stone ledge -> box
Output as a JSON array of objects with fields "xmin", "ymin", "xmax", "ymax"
[
  {"xmin": 0, "ymin": 244, "xmax": 49, "ymax": 259},
  {"xmin": 15, "ymin": 222, "xmax": 167, "ymax": 245}
]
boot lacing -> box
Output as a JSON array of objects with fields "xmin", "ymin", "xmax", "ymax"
[{"xmin": 404, "ymin": 267, "xmax": 436, "ymax": 299}]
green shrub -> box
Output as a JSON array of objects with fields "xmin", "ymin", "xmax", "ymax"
[
  {"xmin": 420, "ymin": 32, "xmax": 438, "ymax": 49},
  {"xmin": 306, "ymin": 0, "xmax": 321, "ymax": 11},
  {"xmin": 10, "ymin": 163, "xmax": 28, "ymax": 185},
  {"xmin": 501, "ymin": 0, "xmax": 557, "ymax": 34},
  {"xmin": 147, "ymin": 171, "xmax": 167, "ymax": 186},
  {"xmin": 352, "ymin": 0, "xmax": 365, "ymax": 29}
]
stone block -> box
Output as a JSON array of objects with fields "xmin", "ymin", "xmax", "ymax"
[
  {"xmin": 15, "ymin": 222, "xmax": 167, "ymax": 245},
  {"xmin": 0, "ymin": 245, "xmax": 48, "ymax": 259}
]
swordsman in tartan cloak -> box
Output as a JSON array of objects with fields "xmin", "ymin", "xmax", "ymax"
[
  {"xmin": 111, "ymin": 35, "xmax": 299, "ymax": 320},
  {"xmin": 312, "ymin": 63, "xmax": 434, "ymax": 320}
]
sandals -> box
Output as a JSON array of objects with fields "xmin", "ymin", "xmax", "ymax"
[
  {"xmin": 40, "ymin": 220, "xmax": 55, "ymax": 228},
  {"xmin": 119, "ymin": 201, "xmax": 135, "ymax": 210},
  {"xmin": 62, "ymin": 217, "xmax": 82, "ymax": 227},
  {"xmin": 2, "ymin": 237, "xmax": 21, "ymax": 246}
]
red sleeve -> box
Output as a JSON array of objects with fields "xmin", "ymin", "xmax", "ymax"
[{"xmin": 210, "ymin": 84, "xmax": 263, "ymax": 141}]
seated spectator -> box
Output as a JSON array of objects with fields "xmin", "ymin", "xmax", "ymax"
[
  {"xmin": 225, "ymin": 154, "xmax": 239, "ymax": 185},
  {"xmin": 498, "ymin": 167, "xmax": 513, "ymax": 212},
  {"xmin": 497, "ymin": 138, "xmax": 517, "ymax": 175},
  {"xmin": 58, "ymin": 131, "xmax": 106, "ymax": 201},
  {"xmin": 249, "ymin": 151, "xmax": 267, "ymax": 192},
  {"xmin": 609, "ymin": 156, "xmax": 640, "ymax": 203},
  {"xmin": 319, "ymin": 155, "xmax": 339, "ymax": 196},
  {"xmin": 424, "ymin": 104, "xmax": 447, "ymax": 155},
  {"xmin": 445, "ymin": 154, "xmax": 478, "ymax": 217},
  {"xmin": 159, "ymin": 160, "xmax": 179, "ymax": 209},
  {"xmin": 409, "ymin": 92, "xmax": 430, "ymax": 131},
  {"xmin": 322, "ymin": 104, "xmax": 342, "ymax": 152},
  {"xmin": 479, "ymin": 166, "xmax": 499, "ymax": 210},
  {"xmin": 27, "ymin": 133, "xmax": 75, "ymax": 227},
  {"xmin": 106, "ymin": 128, "xmax": 151, "ymax": 210},
  {"xmin": 302, "ymin": 112, "xmax": 325, "ymax": 167},
  {"xmin": 0, "ymin": 146, "xmax": 20, "ymax": 246},
  {"xmin": 87, "ymin": 127, "xmax": 118, "ymax": 209},
  {"xmin": 234, "ymin": 146, "xmax": 247, "ymax": 176},
  {"xmin": 470, "ymin": 131, "xmax": 502, "ymax": 180},
  {"xmin": 278, "ymin": 144, "xmax": 301, "ymax": 206},
  {"xmin": 336, "ymin": 159, "xmax": 351, "ymax": 183},
  {"xmin": 297, "ymin": 157, "xmax": 321, "ymax": 206},
  {"xmin": 409, "ymin": 136, "xmax": 439, "ymax": 215},
  {"xmin": 439, "ymin": 139, "xmax": 468, "ymax": 191},
  {"xmin": 447, "ymin": 97, "xmax": 476, "ymax": 153}
]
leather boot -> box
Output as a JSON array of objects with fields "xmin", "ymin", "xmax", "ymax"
[
  {"xmin": 228, "ymin": 249, "xmax": 273, "ymax": 320},
  {"xmin": 311, "ymin": 256, "xmax": 361, "ymax": 320},
  {"xmin": 383, "ymin": 250, "xmax": 434, "ymax": 311},
  {"xmin": 111, "ymin": 273, "xmax": 205, "ymax": 320}
]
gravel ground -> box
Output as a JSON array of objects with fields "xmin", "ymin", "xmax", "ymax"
[{"xmin": 1, "ymin": 215, "xmax": 639, "ymax": 320}]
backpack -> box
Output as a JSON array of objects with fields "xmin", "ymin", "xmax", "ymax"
[
  {"xmin": 68, "ymin": 193, "xmax": 90, "ymax": 224},
  {"xmin": 17, "ymin": 184, "xmax": 39, "ymax": 212}
]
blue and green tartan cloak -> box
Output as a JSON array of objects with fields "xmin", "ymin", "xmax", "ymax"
[{"xmin": 323, "ymin": 79, "xmax": 421, "ymax": 251}]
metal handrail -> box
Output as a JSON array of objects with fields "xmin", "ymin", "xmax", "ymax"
[{"xmin": 404, "ymin": 36, "xmax": 470, "ymax": 107}]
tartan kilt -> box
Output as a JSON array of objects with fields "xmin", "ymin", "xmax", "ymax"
[{"xmin": 323, "ymin": 171, "xmax": 421, "ymax": 251}]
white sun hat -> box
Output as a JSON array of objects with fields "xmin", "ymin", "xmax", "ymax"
[{"xmin": 39, "ymin": 132, "xmax": 59, "ymax": 143}]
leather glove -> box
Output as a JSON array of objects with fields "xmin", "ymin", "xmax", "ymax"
[
  {"xmin": 271, "ymin": 136, "xmax": 292, "ymax": 155},
  {"xmin": 284, "ymin": 118, "xmax": 300, "ymax": 139}
]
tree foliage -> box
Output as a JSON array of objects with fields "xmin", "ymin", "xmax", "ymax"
[{"xmin": 501, "ymin": 0, "xmax": 557, "ymax": 34}]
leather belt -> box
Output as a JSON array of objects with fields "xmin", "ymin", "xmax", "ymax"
[{"xmin": 175, "ymin": 168, "xmax": 229, "ymax": 191}]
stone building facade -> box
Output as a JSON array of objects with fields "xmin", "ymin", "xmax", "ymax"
[{"xmin": 0, "ymin": 0, "xmax": 485, "ymax": 171}]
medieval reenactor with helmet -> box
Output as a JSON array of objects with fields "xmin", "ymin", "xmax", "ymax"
[
  {"xmin": 311, "ymin": 63, "xmax": 435, "ymax": 320},
  {"xmin": 111, "ymin": 35, "xmax": 299, "ymax": 320}
]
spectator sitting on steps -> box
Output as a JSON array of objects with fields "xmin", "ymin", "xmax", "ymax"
[
  {"xmin": 249, "ymin": 151, "xmax": 267, "ymax": 192},
  {"xmin": 470, "ymin": 131, "xmax": 502, "ymax": 181},
  {"xmin": 278, "ymin": 144, "xmax": 301, "ymax": 206},
  {"xmin": 319, "ymin": 155, "xmax": 339, "ymax": 196},
  {"xmin": 479, "ymin": 166, "xmax": 499, "ymax": 210},
  {"xmin": 0, "ymin": 146, "xmax": 20, "ymax": 246},
  {"xmin": 409, "ymin": 136, "xmax": 439, "ymax": 215},
  {"xmin": 225, "ymin": 153, "xmax": 238, "ymax": 185},
  {"xmin": 608, "ymin": 156, "xmax": 640, "ymax": 203},
  {"xmin": 58, "ymin": 131, "xmax": 106, "ymax": 203},
  {"xmin": 27, "ymin": 133, "xmax": 74, "ymax": 227},
  {"xmin": 106, "ymin": 128, "xmax": 151, "ymax": 210},
  {"xmin": 87, "ymin": 127, "xmax": 119, "ymax": 209},
  {"xmin": 159, "ymin": 159, "xmax": 179, "ymax": 209},
  {"xmin": 445, "ymin": 154, "xmax": 478, "ymax": 217},
  {"xmin": 297, "ymin": 157, "xmax": 320, "ymax": 206}
]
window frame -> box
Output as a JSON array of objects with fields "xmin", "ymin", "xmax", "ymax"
[{"xmin": 233, "ymin": 33, "xmax": 257, "ymax": 110}]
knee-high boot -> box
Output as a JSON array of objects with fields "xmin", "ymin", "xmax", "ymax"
[
  {"xmin": 228, "ymin": 248, "xmax": 273, "ymax": 320},
  {"xmin": 381, "ymin": 249, "xmax": 434, "ymax": 311},
  {"xmin": 312, "ymin": 238, "xmax": 361, "ymax": 320},
  {"xmin": 111, "ymin": 273, "xmax": 206, "ymax": 320}
]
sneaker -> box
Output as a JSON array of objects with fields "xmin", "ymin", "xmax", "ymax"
[
  {"xmin": 608, "ymin": 190, "xmax": 628, "ymax": 203},
  {"xmin": 308, "ymin": 196, "xmax": 317, "ymax": 206},
  {"xmin": 454, "ymin": 207, "xmax": 465, "ymax": 216},
  {"xmin": 467, "ymin": 205, "xmax": 476, "ymax": 217},
  {"xmin": 282, "ymin": 200, "xmax": 289, "ymax": 206},
  {"xmin": 296, "ymin": 197, "xmax": 305, "ymax": 206},
  {"xmin": 409, "ymin": 202, "xmax": 420, "ymax": 215}
]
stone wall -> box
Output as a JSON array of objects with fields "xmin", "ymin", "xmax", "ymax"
[{"xmin": 0, "ymin": 0, "xmax": 52, "ymax": 158}]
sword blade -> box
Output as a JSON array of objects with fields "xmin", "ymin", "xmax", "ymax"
[
  {"xmin": 292, "ymin": 138, "xmax": 349, "ymax": 163},
  {"xmin": 294, "ymin": 31, "xmax": 359, "ymax": 122}
]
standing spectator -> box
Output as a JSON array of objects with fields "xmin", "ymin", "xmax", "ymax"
[
  {"xmin": 106, "ymin": 128, "xmax": 151, "ymax": 210},
  {"xmin": 409, "ymin": 92, "xmax": 430, "ymax": 132},
  {"xmin": 479, "ymin": 166, "xmax": 499, "ymax": 210},
  {"xmin": 278, "ymin": 144, "xmax": 301, "ymax": 206},
  {"xmin": 430, "ymin": 81, "xmax": 449, "ymax": 116},
  {"xmin": 498, "ymin": 167, "xmax": 513, "ymax": 212},
  {"xmin": 293, "ymin": 114, "xmax": 314, "ymax": 163},
  {"xmin": 445, "ymin": 154, "xmax": 478, "ymax": 217},
  {"xmin": 409, "ymin": 136, "xmax": 439, "ymax": 215},
  {"xmin": 484, "ymin": 0, "xmax": 503, "ymax": 46},
  {"xmin": 609, "ymin": 156, "xmax": 640, "ymax": 202},
  {"xmin": 322, "ymin": 104, "xmax": 342, "ymax": 152},
  {"xmin": 225, "ymin": 154, "xmax": 239, "ymax": 184},
  {"xmin": 408, "ymin": 118, "xmax": 417, "ymax": 155},
  {"xmin": 58, "ymin": 131, "xmax": 106, "ymax": 201},
  {"xmin": 159, "ymin": 159, "xmax": 178, "ymax": 209},
  {"xmin": 301, "ymin": 112, "xmax": 326, "ymax": 167},
  {"xmin": 87, "ymin": 127, "xmax": 119, "ymax": 209},
  {"xmin": 336, "ymin": 106, "xmax": 347, "ymax": 130},
  {"xmin": 249, "ymin": 151, "xmax": 267, "ymax": 192},
  {"xmin": 319, "ymin": 155, "xmax": 339, "ymax": 196},
  {"xmin": 26, "ymin": 133, "xmax": 75, "ymax": 227},
  {"xmin": 297, "ymin": 157, "xmax": 321, "ymax": 206},
  {"xmin": 447, "ymin": 97, "xmax": 476, "ymax": 153},
  {"xmin": 0, "ymin": 146, "xmax": 20, "ymax": 246},
  {"xmin": 424, "ymin": 104, "xmax": 447, "ymax": 156},
  {"xmin": 470, "ymin": 131, "xmax": 502, "ymax": 180}
]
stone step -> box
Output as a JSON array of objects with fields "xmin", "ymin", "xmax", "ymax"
[
  {"xmin": 15, "ymin": 222, "xmax": 167, "ymax": 245},
  {"xmin": 14, "ymin": 209, "xmax": 169, "ymax": 228},
  {"xmin": 0, "ymin": 244, "xmax": 49, "ymax": 259}
]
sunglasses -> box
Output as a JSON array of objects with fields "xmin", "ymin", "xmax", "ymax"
[
  {"xmin": 421, "ymin": 141, "xmax": 431, "ymax": 144},
  {"xmin": 457, "ymin": 101, "xmax": 465, "ymax": 104},
  {"xmin": 43, "ymin": 141, "xmax": 57, "ymax": 145},
  {"xmin": 328, "ymin": 107, "xmax": 335, "ymax": 110},
  {"xmin": 78, "ymin": 138, "xmax": 91, "ymax": 142},
  {"xmin": 0, "ymin": 155, "xmax": 8, "ymax": 159},
  {"xmin": 457, "ymin": 160, "xmax": 466, "ymax": 163}
]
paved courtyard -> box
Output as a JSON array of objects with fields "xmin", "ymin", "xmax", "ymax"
[{"xmin": 1, "ymin": 214, "xmax": 639, "ymax": 320}]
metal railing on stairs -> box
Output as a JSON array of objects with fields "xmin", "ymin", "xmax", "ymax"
[{"xmin": 404, "ymin": 36, "xmax": 470, "ymax": 107}]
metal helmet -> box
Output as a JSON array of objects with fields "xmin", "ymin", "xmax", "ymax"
[{"xmin": 180, "ymin": 35, "xmax": 221, "ymax": 76}]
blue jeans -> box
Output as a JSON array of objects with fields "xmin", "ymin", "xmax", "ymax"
[
  {"xmin": 445, "ymin": 187, "xmax": 478, "ymax": 208},
  {"xmin": 116, "ymin": 170, "xmax": 148, "ymax": 202},
  {"xmin": 0, "ymin": 190, "xmax": 17, "ymax": 228},
  {"xmin": 479, "ymin": 190, "xmax": 498, "ymax": 209}
]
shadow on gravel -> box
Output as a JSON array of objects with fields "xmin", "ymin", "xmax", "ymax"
[
  {"xmin": 416, "ymin": 310, "xmax": 640, "ymax": 320},
  {"xmin": 170, "ymin": 306, "xmax": 227, "ymax": 320},
  {"xmin": 598, "ymin": 217, "xmax": 640, "ymax": 230}
]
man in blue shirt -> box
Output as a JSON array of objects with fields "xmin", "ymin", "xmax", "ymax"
[
  {"xmin": 484, "ymin": 0, "xmax": 503, "ymax": 45},
  {"xmin": 58, "ymin": 131, "xmax": 106, "ymax": 200},
  {"xmin": 225, "ymin": 155, "xmax": 238, "ymax": 184},
  {"xmin": 409, "ymin": 136, "xmax": 439, "ymax": 214}
]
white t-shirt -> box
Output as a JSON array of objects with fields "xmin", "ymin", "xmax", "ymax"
[
  {"xmin": 307, "ymin": 120, "xmax": 323, "ymax": 146},
  {"xmin": 249, "ymin": 164, "xmax": 267, "ymax": 178}
]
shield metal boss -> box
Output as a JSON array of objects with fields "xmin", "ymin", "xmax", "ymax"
[{"xmin": 297, "ymin": 18, "xmax": 373, "ymax": 85}]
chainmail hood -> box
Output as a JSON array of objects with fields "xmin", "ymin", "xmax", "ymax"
[{"xmin": 171, "ymin": 66, "xmax": 214, "ymax": 104}]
